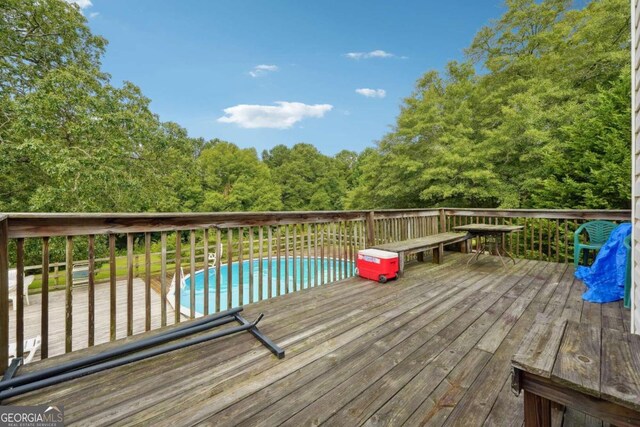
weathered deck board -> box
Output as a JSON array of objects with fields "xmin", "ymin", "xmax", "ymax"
[
  {"xmin": 4, "ymin": 253, "xmax": 629, "ymax": 427},
  {"xmin": 551, "ymin": 322, "xmax": 602, "ymax": 397}
]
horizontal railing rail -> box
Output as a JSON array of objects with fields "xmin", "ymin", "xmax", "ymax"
[
  {"xmin": 442, "ymin": 208, "xmax": 630, "ymax": 221},
  {"xmin": 0, "ymin": 208, "xmax": 630, "ymax": 374}
]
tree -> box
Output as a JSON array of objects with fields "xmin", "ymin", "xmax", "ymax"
[
  {"xmin": 529, "ymin": 69, "xmax": 631, "ymax": 209},
  {"xmin": 347, "ymin": 0, "xmax": 630, "ymax": 210},
  {"xmin": 198, "ymin": 141, "xmax": 282, "ymax": 211},
  {"xmin": 262, "ymin": 143, "xmax": 349, "ymax": 210},
  {"xmin": 0, "ymin": 0, "xmax": 205, "ymax": 213}
]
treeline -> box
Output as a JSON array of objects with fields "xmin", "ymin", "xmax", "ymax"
[
  {"xmin": 347, "ymin": 0, "xmax": 631, "ymax": 210},
  {"xmin": 0, "ymin": 0, "xmax": 358, "ymax": 213},
  {"xmin": 0, "ymin": 0, "xmax": 631, "ymax": 215}
]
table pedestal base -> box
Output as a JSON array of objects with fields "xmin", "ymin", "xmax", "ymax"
[{"xmin": 467, "ymin": 233, "xmax": 517, "ymax": 267}]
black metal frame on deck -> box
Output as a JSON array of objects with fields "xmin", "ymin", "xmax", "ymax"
[{"xmin": 0, "ymin": 307, "xmax": 284, "ymax": 401}]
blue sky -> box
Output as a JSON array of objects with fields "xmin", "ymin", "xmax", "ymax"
[{"xmin": 72, "ymin": 0, "xmax": 506, "ymax": 155}]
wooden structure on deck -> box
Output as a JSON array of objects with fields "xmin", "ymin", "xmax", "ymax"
[
  {"xmin": 512, "ymin": 320, "xmax": 640, "ymax": 426},
  {"xmin": 372, "ymin": 231, "xmax": 470, "ymax": 271}
]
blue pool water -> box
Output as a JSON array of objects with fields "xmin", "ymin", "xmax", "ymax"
[{"xmin": 180, "ymin": 257, "xmax": 354, "ymax": 315}]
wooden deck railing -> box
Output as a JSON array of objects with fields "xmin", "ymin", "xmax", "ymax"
[
  {"xmin": 443, "ymin": 209, "xmax": 630, "ymax": 263},
  {"xmin": 0, "ymin": 208, "xmax": 630, "ymax": 373}
]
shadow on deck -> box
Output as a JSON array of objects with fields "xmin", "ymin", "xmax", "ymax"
[{"xmin": 5, "ymin": 253, "xmax": 629, "ymax": 426}]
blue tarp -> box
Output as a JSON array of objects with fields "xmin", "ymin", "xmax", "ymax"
[{"xmin": 574, "ymin": 223, "xmax": 631, "ymax": 303}]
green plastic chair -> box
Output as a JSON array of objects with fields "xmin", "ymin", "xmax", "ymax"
[
  {"xmin": 624, "ymin": 234, "xmax": 631, "ymax": 309},
  {"xmin": 573, "ymin": 220, "xmax": 617, "ymax": 267}
]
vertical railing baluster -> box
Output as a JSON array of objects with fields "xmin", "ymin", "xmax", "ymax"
[
  {"xmin": 538, "ymin": 220, "xmax": 543, "ymax": 260},
  {"xmin": 350, "ymin": 221, "xmax": 356, "ymax": 276},
  {"xmin": 175, "ymin": 231, "xmax": 182, "ymax": 324},
  {"xmin": 258, "ymin": 227, "xmax": 263, "ymax": 301},
  {"xmin": 516, "ymin": 218, "xmax": 520, "ymax": 258},
  {"xmin": 574, "ymin": 220, "xmax": 579, "ymax": 263},
  {"xmin": 276, "ymin": 226, "xmax": 281, "ymax": 296},
  {"xmin": 16, "ymin": 238, "xmax": 24, "ymax": 358},
  {"xmin": 338, "ymin": 222, "xmax": 343, "ymax": 280},
  {"xmin": 88, "ymin": 235, "xmax": 95, "ymax": 346},
  {"xmin": 160, "ymin": 232, "xmax": 167, "ymax": 326},
  {"xmin": 267, "ymin": 227, "xmax": 273, "ymax": 298},
  {"xmin": 343, "ymin": 221, "xmax": 348, "ymax": 277},
  {"xmin": 144, "ymin": 232, "xmax": 151, "ymax": 330},
  {"xmin": 307, "ymin": 224, "xmax": 312, "ymax": 286},
  {"xmin": 109, "ymin": 234, "xmax": 116, "ymax": 341},
  {"xmin": 555, "ymin": 220, "xmax": 560, "ymax": 263},
  {"xmin": 320, "ymin": 223, "xmax": 325, "ymax": 285},
  {"xmin": 564, "ymin": 221, "xmax": 569, "ymax": 264},
  {"xmin": 227, "ymin": 228, "xmax": 233, "ymax": 310},
  {"xmin": 190, "ymin": 230, "xmax": 196, "ymax": 319},
  {"xmin": 300, "ymin": 225, "xmax": 305, "ymax": 288},
  {"xmin": 215, "ymin": 228, "xmax": 222, "ymax": 311},
  {"xmin": 386, "ymin": 219, "xmax": 390, "ymax": 243},
  {"xmin": 0, "ymin": 216, "xmax": 8, "ymax": 375},
  {"xmin": 65, "ymin": 236, "xmax": 73, "ymax": 352},
  {"xmin": 332, "ymin": 222, "xmax": 337, "ymax": 282},
  {"xmin": 41, "ymin": 237, "xmax": 49, "ymax": 359},
  {"xmin": 292, "ymin": 226, "xmax": 297, "ymax": 292},
  {"xmin": 509, "ymin": 218, "xmax": 517, "ymax": 254},
  {"xmin": 345, "ymin": 222, "xmax": 351, "ymax": 277},
  {"xmin": 238, "ymin": 228, "xmax": 244, "ymax": 306},
  {"xmin": 547, "ymin": 220, "xmax": 551, "ymax": 260},
  {"xmin": 203, "ymin": 228, "xmax": 209, "ymax": 316},
  {"xmin": 126, "ymin": 233, "xmax": 134, "ymax": 336},
  {"xmin": 392, "ymin": 218, "xmax": 396, "ymax": 241},
  {"xmin": 248, "ymin": 227, "xmax": 254, "ymax": 304},
  {"xmin": 285, "ymin": 225, "xmax": 290, "ymax": 294},
  {"xmin": 331, "ymin": 222, "xmax": 335, "ymax": 279},
  {"xmin": 531, "ymin": 220, "xmax": 535, "ymax": 257},
  {"xmin": 314, "ymin": 224, "xmax": 319, "ymax": 286},
  {"xmin": 523, "ymin": 219, "xmax": 527, "ymax": 259}
]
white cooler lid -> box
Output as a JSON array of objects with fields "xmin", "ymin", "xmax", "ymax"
[{"xmin": 358, "ymin": 249, "xmax": 398, "ymax": 259}]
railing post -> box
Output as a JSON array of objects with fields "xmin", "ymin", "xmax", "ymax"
[
  {"xmin": 0, "ymin": 215, "xmax": 9, "ymax": 375},
  {"xmin": 366, "ymin": 211, "xmax": 376, "ymax": 247},
  {"xmin": 439, "ymin": 208, "xmax": 447, "ymax": 233}
]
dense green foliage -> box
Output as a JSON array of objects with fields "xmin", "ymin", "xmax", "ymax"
[
  {"xmin": 0, "ymin": 0, "xmax": 631, "ymax": 215},
  {"xmin": 347, "ymin": 0, "xmax": 631, "ymax": 209}
]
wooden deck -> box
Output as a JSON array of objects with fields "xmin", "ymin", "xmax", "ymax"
[{"xmin": 5, "ymin": 253, "xmax": 630, "ymax": 426}]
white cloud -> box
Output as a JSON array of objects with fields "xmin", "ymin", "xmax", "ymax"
[
  {"xmin": 345, "ymin": 50, "xmax": 394, "ymax": 60},
  {"xmin": 355, "ymin": 88, "xmax": 386, "ymax": 98},
  {"xmin": 65, "ymin": 0, "xmax": 93, "ymax": 9},
  {"xmin": 89, "ymin": 12, "xmax": 99, "ymax": 18},
  {"xmin": 217, "ymin": 102, "xmax": 333, "ymax": 129},
  {"xmin": 249, "ymin": 64, "xmax": 279, "ymax": 78}
]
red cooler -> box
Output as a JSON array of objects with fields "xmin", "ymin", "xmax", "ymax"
[{"xmin": 356, "ymin": 249, "xmax": 399, "ymax": 283}]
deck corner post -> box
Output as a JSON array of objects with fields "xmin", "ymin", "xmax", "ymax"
[
  {"xmin": 439, "ymin": 208, "xmax": 447, "ymax": 233},
  {"xmin": 0, "ymin": 215, "xmax": 9, "ymax": 375},
  {"xmin": 366, "ymin": 211, "xmax": 376, "ymax": 248},
  {"xmin": 523, "ymin": 390, "xmax": 552, "ymax": 427}
]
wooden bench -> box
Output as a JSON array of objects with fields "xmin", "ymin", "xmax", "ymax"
[
  {"xmin": 372, "ymin": 231, "xmax": 470, "ymax": 273},
  {"xmin": 511, "ymin": 319, "xmax": 640, "ymax": 427}
]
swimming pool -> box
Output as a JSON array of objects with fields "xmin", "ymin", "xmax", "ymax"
[{"xmin": 174, "ymin": 257, "xmax": 354, "ymax": 316}]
